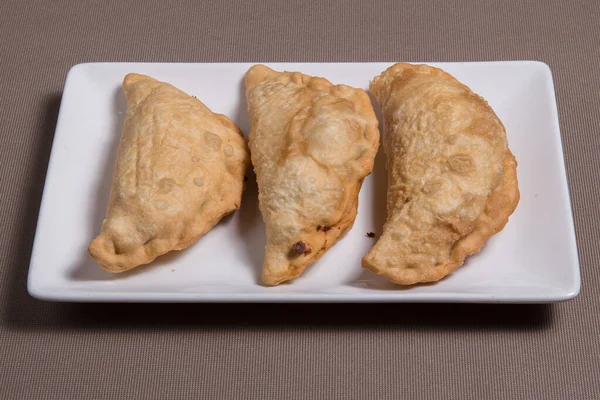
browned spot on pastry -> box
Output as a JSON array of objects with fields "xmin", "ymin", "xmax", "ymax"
[
  {"xmin": 316, "ymin": 225, "xmax": 322, "ymax": 231},
  {"xmin": 323, "ymin": 226, "xmax": 331, "ymax": 232},
  {"xmin": 448, "ymin": 154, "xmax": 475, "ymax": 174},
  {"xmin": 158, "ymin": 178, "xmax": 176, "ymax": 194},
  {"xmin": 292, "ymin": 241, "xmax": 307, "ymax": 255},
  {"xmin": 244, "ymin": 176, "xmax": 248, "ymax": 182},
  {"xmin": 193, "ymin": 177, "xmax": 204, "ymax": 187},
  {"xmin": 422, "ymin": 180, "xmax": 444, "ymax": 194},
  {"xmin": 204, "ymin": 131, "xmax": 222, "ymax": 151},
  {"xmin": 303, "ymin": 248, "xmax": 312, "ymax": 255}
]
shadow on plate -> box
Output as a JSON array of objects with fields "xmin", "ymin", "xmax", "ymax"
[
  {"xmin": 233, "ymin": 76, "xmax": 267, "ymax": 284},
  {"xmin": 370, "ymin": 137, "xmax": 388, "ymax": 240},
  {"xmin": 236, "ymin": 167, "xmax": 266, "ymax": 284},
  {"xmin": 346, "ymin": 269, "xmax": 442, "ymax": 291},
  {"xmin": 68, "ymin": 245, "xmax": 193, "ymax": 282},
  {"xmin": 345, "ymin": 240, "xmax": 492, "ymax": 291}
]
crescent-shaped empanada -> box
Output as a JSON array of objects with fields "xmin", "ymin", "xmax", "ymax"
[
  {"xmin": 363, "ymin": 63, "xmax": 519, "ymax": 284},
  {"xmin": 89, "ymin": 73, "xmax": 250, "ymax": 272},
  {"xmin": 245, "ymin": 65, "xmax": 379, "ymax": 285}
]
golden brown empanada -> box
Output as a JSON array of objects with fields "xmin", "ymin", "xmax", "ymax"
[
  {"xmin": 89, "ymin": 73, "xmax": 250, "ymax": 272},
  {"xmin": 363, "ymin": 63, "xmax": 519, "ymax": 284},
  {"xmin": 245, "ymin": 65, "xmax": 379, "ymax": 285}
]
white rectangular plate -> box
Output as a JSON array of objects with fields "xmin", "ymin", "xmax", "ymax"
[{"xmin": 28, "ymin": 62, "xmax": 580, "ymax": 302}]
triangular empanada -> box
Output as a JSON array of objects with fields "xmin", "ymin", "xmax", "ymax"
[
  {"xmin": 89, "ymin": 73, "xmax": 250, "ymax": 272},
  {"xmin": 245, "ymin": 65, "xmax": 379, "ymax": 285},
  {"xmin": 363, "ymin": 63, "xmax": 519, "ymax": 284}
]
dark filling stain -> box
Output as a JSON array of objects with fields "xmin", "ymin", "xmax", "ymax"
[
  {"xmin": 366, "ymin": 232, "xmax": 375, "ymax": 238},
  {"xmin": 303, "ymin": 248, "xmax": 312, "ymax": 255},
  {"xmin": 323, "ymin": 226, "xmax": 331, "ymax": 232},
  {"xmin": 316, "ymin": 225, "xmax": 322, "ymax": 231},
  {"xmin": 292, "ymin": 241, "xmax": 307, "ymax": 255},
  {"xmin": 244, "ymin": 176, "xmax": 248, "ymax": 182}
]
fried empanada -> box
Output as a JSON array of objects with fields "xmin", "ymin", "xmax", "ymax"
[
  {"xmin": 89, "ymin": 73, "xmax": 250, "ymax": 272},
  {"xmin": 363, "ymin": 63, "xmax": 519, "ymax": 284},
  {"xmin": 245, "ymin": 65, "xmax": 379, "ymax": 285}
]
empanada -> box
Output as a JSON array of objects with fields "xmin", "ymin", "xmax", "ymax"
[
  {"xmin": 363, "ymin": 63, "xmax": 519, "ymax": 284},
  {"xmin": 89, "ymin": 73, "xmax": 250, "ymax": 272},
  {"xmin": 245, "ymin": 65, "xmax": 379, "ymax": 285}
]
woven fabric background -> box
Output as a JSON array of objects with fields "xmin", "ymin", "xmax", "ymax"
[{"xmin": 1, "ymin": 0, "xmax": 599, "ymax": 398}]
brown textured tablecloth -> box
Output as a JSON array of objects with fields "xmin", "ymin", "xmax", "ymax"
[{"xmin": 1, "ymin": 0, "xmax": 599, "ymax": 398}]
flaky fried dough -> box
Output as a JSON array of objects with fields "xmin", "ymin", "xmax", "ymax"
[
  {"xmin": 363, "ymin": 63, "xmax": 519, "ymax": 284},
  {"xmin": 245, "ymin": 65, "xmax": 379, "ymax": 285},
  {"xmin": 89, "ymin": 73, "xmax": 250, "ymax": 272}
]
